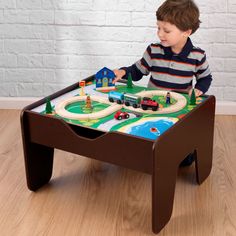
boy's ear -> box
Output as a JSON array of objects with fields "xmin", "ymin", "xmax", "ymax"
[{"xmin": 184, "ymin": 29, "xmax": 192, "ymax": 37}]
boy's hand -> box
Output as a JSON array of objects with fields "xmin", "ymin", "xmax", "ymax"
[
  {"xmin": 113, "ymin": 69, "xmax": 126, "ymax": 84},
  {"xmin": 189, "ymin": 88, "xmax": 203, "ymax": 97}
]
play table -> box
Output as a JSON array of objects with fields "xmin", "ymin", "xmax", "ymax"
[{"xmin": 21, "ymin": 75, "xmax": 215, "ymax": 234}]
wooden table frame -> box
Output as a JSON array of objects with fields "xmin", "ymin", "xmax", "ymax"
[{"xmin": 21, "ymin": 76, "xmax": 216, "ymax": 234}]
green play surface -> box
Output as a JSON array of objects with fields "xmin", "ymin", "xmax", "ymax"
[{"xmin": 41, "ymin": 83, "xmax": 204, "ymax": 140}]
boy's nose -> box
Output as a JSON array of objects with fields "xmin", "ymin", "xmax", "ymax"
[{"xmin": 157, "ymin": 30, "xmax": 163, "ymax": 38}]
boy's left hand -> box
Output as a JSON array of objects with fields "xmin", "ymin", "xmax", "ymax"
[
  {"xmin": 189, "ymin": 88, "xmax": 203, "ymax": 97},
  {"xmin": 113, "ymin": 69, "xmax": 126, "ymax": 84}
]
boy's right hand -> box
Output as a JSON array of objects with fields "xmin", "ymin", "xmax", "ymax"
[
  {"xmin": 188, "ymin": 88, "xmax": 203, "ymax": 97},
  {"xmin": 113, "ymin": 69, "xmax": 126, "ymax": 84}
]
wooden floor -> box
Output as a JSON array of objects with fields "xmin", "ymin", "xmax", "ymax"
[{"xmin": 0, "ymin": 110, "xmax": 235, "ymax": 236}]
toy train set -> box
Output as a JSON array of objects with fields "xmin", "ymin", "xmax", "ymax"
[
  {"xmin": 37, "ymin": 67, "xmax": 202, "ymax": 140},
  {"xmin": 108, "ymin": 91, "xmax": 159, "ymax": 111}
]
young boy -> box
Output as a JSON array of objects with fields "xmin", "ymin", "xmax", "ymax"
[
  {"xmin": 113, "ymin": 0, "xmax": 212, "ymax": 98},
  {"xmin": 113, "ymin": 0, "xmax": 213, "ymax": 166}
]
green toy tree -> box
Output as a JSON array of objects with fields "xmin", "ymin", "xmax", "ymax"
[
  {"xmin": 45, "ymin": 98, "xmax": 53, "ymax": 114},
  {"xmin": 190, "ymin": 89, "xmax": 196, "ymax": 105},
  {"xmin": 127, "ymin": 73, "xmax": 133, "ymax": 88}
]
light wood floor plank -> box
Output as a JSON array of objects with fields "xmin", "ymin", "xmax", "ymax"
[{"xmin": 0, "ymin": 110, "xmax": 235, "ymax": 236}]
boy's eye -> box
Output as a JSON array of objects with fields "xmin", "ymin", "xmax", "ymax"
[{"xmin": 164, "ymin": 30, "xmax": 170, "ymax": 33}]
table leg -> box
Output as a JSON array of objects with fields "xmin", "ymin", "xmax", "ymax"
[
  {"xmin": 23, "ymin": 142, "xmax": 54, "ymax": 191},
  {"xmin": 152, "ymin": 153, "xmax": 178, "ymax": 234},
  {"xmin": 151, "ymin": 96, "xmax": 215, "ymax": 234}
]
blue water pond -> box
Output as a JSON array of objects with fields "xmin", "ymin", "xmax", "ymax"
[{"xmin": 127, "ymin": 118, "xmax": 176, "ymax": 140}]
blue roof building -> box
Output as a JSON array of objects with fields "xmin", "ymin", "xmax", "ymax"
[{"xmin": 95, "ymin": 67, "xmax": 116, "ymax": 91}]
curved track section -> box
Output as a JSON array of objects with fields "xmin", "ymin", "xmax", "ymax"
[
  {"xmin": 127, "ymin": 90, "xmax": 187, "ymax": 114},
  {"xmin": 55, "ymin": 91, "xmax": 187, "ymax": 120},
  {"xmin": 55, "ymin": 95, "xmax": 122, "ymax": 120}
]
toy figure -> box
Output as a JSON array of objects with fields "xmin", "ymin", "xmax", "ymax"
[
  {"xmin": 165, "ymin": 92, "xmax": 171, "ymax": 104},
  {"xmin": 85, "ymin": 95, "xmax": 92, "ymax": 109}
]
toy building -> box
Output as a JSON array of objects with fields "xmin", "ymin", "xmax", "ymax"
[{"xmin": 95, "ymin": 67, "xmax": 116, "ymax": 91}]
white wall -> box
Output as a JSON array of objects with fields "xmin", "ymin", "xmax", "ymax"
[{"xmin": 0, "ymin": 0, "xmax": 236, "ymax": 102}]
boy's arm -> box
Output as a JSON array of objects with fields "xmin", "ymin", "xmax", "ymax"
[
  {"xmin": 119, "ymin": 63, "xmax": 145, "ymax": 81},
  {"xmin": 194, "ymin": 54, "xmax": 212, "ymax": 94},
  {"xmin": 115, "ymin": 45, "xmax": 152, "ymax": 82}
]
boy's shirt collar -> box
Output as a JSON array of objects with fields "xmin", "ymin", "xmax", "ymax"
[{"xmin": 162, "ymin": 37, "xmax": 193, "ymax": 59}]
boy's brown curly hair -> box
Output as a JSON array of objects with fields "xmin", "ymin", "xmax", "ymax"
[{"xmin": 156, "ymin": 0, "xmax": 201, "ymax": 34}]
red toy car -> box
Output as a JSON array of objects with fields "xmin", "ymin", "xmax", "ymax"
[
  {"xmin": 114, "ymin": 111, "xmax": 130, "ymax": 120},
  {"xmin": 141, "ymin": 97, "xmax": 159, "ymax": 111}
]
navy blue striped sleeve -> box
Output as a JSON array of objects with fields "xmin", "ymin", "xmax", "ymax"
[
  {"xmin": 120, "ymin": 46, "xmax": 152, "ymax": 81},
  {"xmin": 120, "ymin": 64, "xmax": 144, "ymax": 81},
  {"xmin": 194, "ymin": 54, "xmax": 212, "ymax": 93}
]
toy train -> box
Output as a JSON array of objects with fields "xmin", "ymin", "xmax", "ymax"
[{"xmin": 108, "ymin": 91, "xmax": 159, "ymax": 111}]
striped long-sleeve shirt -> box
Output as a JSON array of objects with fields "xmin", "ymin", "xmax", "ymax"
[{"xmin": 121, "ymin": 38, "xmax": 212, "ymax": 93}]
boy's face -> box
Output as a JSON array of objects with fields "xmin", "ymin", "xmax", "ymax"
[{"xmin": 157, "ymin": 21, "xmax": 191, "ymax": 52}]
